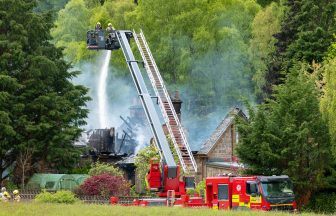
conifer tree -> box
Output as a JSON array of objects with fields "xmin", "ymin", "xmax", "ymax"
[
  {"xmin": 0, "ymin": 0, "xmax": 89, "ymax": 184},
  {"xmin": 263, "ymin": 0, "xmax": 336, "ymax": 98},
  {"xmin": 237, "ymin": 63, "xmax": 331, "ymax": 204}
]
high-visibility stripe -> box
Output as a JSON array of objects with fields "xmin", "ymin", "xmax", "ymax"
[
  {"xmin": 232, "ymin": 194, "xmax": 239, "ymax": 203},
  {"xmin": 270, "ymin": 204, "xmax": 293, "ymax": 207}
]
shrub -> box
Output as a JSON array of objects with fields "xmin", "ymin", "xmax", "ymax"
[
  {"xmin": 35, "ymin": 191, "xmax": 54, "ymax": 203},
  {"xmin": 77, "ymin": 174, "xmax": 130, "ymax": 197},
  {"xmin": 88, "ymin": 162, "xmax": 123, "ymax": 177},
  {"xmin": 186, "ymin": 188, "xmax": 195, "ymax": 196},
  {"xmin": 304, "ymin": 192, "xmax": 336, "ymax": 214},
  {"xmin": 35, "ymin": 191, "xmax": 78, "ymax": 204},
  {"xmin": 195, "ymin": 180, "xmax": 205, "ymax": 197},
  {"xmin": 134, "ymin": 143, "xmax": 160, "ymax": 194}
]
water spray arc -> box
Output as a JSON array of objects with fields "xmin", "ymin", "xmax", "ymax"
[{"xmin": 98, "ymin": 50, "xmax": 111, "ymax": 128}]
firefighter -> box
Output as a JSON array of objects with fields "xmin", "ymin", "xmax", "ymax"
[
  {"xmin": 106, "ymin": 23, "xmax": 115, "ymax": 32},
  {"xmin": 13, "ymin": 190, "xmax": 21, "ymax": 202},
  {"xmin": 105, "ymin": 23, "xmax": 116, "ymax": 47},
  {"xmin": 1, "ymin": 187, "xmax": 10, "ymax": 202},
  {"xmin": 95, "ymin": 22, "xmax": 102, "ymax": 30}
]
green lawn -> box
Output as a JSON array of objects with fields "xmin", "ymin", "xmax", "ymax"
[{"xmin": 0, "ymin": 203, "xmax": 325, "ymax": 216}]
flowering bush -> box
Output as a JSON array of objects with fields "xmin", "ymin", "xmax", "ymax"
[{"xmin": 77, "ymin": 174, "xmax": 130, "ymax": 197}]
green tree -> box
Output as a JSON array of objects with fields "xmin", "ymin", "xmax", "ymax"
[
  {"xmin": 0, "ymin": 0, "xmax": 90, "ymax": 184},
  {"xmin": 321, "ymin": 56, "xmax": 336, "ymax": 157},
  {"xmin": 51, "ymin": 0, "xmax": 92, "ymax": 62},
  {"xmin": 35, "ymin": 0, "xmax": 69, "ymax": 12},
  {"xmin": 264, "ymin": 0, "xmax": 336, "ymax": 98},
  {"xmin": 257, "ymin": 0, "xmax": 278, "ymax": 7},
  {"xmin": 249, "ymin": 2, "xmax": 285, "ymax": 101},
  {"xmin": 236, "ymin": 63, "xmax": 331, "ymax": 205},
  {"xmin": 127, "ymin": 0, "xmax": 260, "ymax": 121},
  {"xmin": 0, "ymin": 75, "xmax": 20, "ymax": 182}
]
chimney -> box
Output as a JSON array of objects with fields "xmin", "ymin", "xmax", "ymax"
[{"xmin": 171, "ymin": 91, "xmax": 182, "ymax": 121}]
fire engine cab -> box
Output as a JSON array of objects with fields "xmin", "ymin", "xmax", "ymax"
[{"xmin": 206, "ymin": 175, "xmax": 297, "ymax": 211}]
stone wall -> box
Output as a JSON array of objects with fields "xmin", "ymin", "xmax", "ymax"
[
  {"xmin": 207, "ymin": 124, "xmax": 237, "ymax": 161},
  {"xmin": 195, "ymin": 122, "xmax": 239, "ymax": 183},
  {"xmin": 206, "ymin": 166, "xmax": 232, "ymax": 177}
]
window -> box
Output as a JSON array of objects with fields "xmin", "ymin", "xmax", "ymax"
[
  {"xmin": 184, "ymin": 177, "xmax": 195, "ymax": 189},
  {"xmin": 218, "ymin": 184, "xmax": 229, "ymax": 200},
  {"xmin": 246, "ymin": 182, "xmax": 258, "ymax": 195},
  {"xmin": 261, "ymin": 180, "xmax": 294, "ymax": 197}
]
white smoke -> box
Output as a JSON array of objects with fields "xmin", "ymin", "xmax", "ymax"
[
  {"xmin": 72, "ymin": 52, "xmax": 137, "ymax": 130},
  {"xmin": 134, "ymin": 125, "xmax": 152, "ymax": 153}
]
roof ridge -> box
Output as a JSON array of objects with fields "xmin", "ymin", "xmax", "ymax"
[{"xmin": 197, "ymin": 107, "xmax": 246, "ymax": 155}]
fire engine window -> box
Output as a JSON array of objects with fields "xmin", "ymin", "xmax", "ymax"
[
  {"xmin": 217, "ymin": 184, "xmax": 229, "ymax": 200},
  {"xmin": 246, "ymin": 182, "xmax": 258, "ymax": 195}
]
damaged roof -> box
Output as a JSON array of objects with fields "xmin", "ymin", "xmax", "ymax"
[{"xmin": 197, "ymin": 107, "xmax": 247, "ymax": 155}]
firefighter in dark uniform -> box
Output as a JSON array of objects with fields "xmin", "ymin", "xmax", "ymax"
[{"xmin": 105, "ymin": 23, "xmax": 115, "ymax": 48}]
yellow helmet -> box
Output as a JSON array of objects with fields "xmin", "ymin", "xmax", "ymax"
[
  {"xmin": 108, "ymin": 23, "xmax": 112, "ymax": 27},
  {"xmin": 96, "ymin": 22, "xmax": 101, "ymax": 25},
  {"xmin": 13, "ymin": 190, "xmax": 19, "ymax": 195}
]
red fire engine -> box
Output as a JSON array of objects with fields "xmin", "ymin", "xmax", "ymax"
[{"xmin": 205, "ymin": 175, "xmax": 297, "ymax": 211}]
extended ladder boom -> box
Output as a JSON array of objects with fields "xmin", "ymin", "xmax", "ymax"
[
  {"xmin": 134, "ymin": 30, "xmax": 197, "ymax": 174},
  {"xmin": 115, "ymin": 31, "xmax": 177, "ymax": 178}
]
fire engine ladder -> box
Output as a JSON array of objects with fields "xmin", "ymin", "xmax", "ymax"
[
  {"xmin": 115, "ymin": 30, "xmax": 178, "ymax": 179},
  {"xmin": 133, "ymin": 30, "xmax": 197, "ymax": 175}
]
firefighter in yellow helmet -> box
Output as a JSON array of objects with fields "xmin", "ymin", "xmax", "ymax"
[
  {"xmin": 95, "ymin": 22, "xmax": 102, "ymax": 30},
  {"xmin": 13, "ymin": 190, "xmax": 21, "ymax": 202},
  {"xmin": 1, "ymin": 187, "xmax": 11, "ymax": 202},
  {"xmin": 105, "ymin": 23, "xmax": 115, "ymax": 46},
  {"xmin": 106, "ymin": 23, "xmax": 115, "ymax": 32}
]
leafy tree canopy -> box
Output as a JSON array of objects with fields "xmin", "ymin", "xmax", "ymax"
[{"xmin": 249, "ymin": 1, "xmax": 285, "ymax": 101}]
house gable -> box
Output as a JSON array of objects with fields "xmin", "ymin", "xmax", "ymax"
[
  {"xmin": 207, "ymin": 122, "xmax": 236, "ymax": 161},
  {"xmin": 195, "ymin": 107, "xmax": 247, "ymax": 182},
  {"xmin": 197, "ymin": 107, "xmax": 247, "ymax": 156}
]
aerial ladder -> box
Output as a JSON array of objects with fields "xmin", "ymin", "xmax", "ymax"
[
  {"xmin": 87, "ymin": 29, "xmax": 196, "ymax": 197},
  {"xmin": 133, "ymin": 30, "xmax": 197, "ymax": 175}
]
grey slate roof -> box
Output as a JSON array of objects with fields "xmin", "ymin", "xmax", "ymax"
[{"xmin": 197, "ymin": 107, "xmax": 247, "ymax": 155}]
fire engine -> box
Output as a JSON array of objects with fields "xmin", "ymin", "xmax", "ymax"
[{"xmin": 205, "ymin": 175, "xmax": 297, "ymax": 211}]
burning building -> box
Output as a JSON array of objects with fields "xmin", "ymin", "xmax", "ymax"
[{"xmin": 75, "ymin": 98, "xmax": 152, "ymax": 184}]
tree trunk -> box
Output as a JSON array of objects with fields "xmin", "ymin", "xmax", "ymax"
[
  {"xmin": 0, "ymin": 158, "xmax": 3, "ymax": 187},
  {"xmin": 21, "ymin": 166, "xmax": 25, "ymax": 189}
]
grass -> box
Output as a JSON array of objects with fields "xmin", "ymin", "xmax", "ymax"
[{"xmin": 0, "ymin": 202, "xmax": 325, "ymax": 216}]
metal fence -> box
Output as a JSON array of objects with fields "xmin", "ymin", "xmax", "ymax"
[
  {"xmin": 20, "ymin": 189, "xmax": 41, "ymax": 200},
  {"xmin": 19, "ymin": 190, "xmax": 151, "ymax": 205}
]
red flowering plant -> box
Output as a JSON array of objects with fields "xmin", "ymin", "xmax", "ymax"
[{"xmin": 77, "ymin": 173, "xmax": 130, "ymax": 197}]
